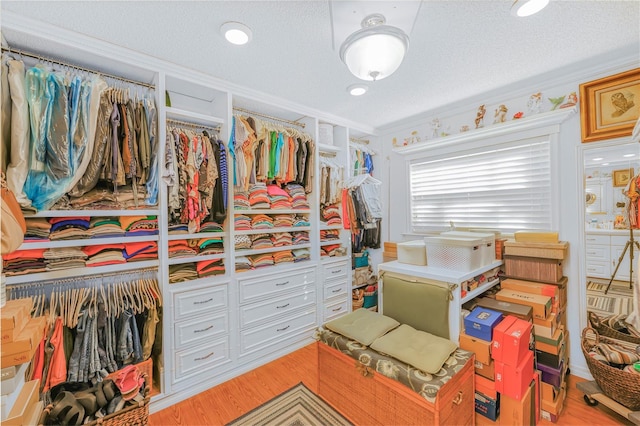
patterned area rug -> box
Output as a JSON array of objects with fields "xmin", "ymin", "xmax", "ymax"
[
  {"xmin": 586, "ymin": 280, "xmax": 634, "ymax": 317},
  {"xmin": 226, "ymin": 383, "xmax": 352, "ymax": 426}
]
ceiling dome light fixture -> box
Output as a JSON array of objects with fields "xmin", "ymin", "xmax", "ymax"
[
  {"xmin": 347, "ymin": 84, "xmax": 369, "ymax": 96},
  {"xmin": 511, "ymin": 0, "xmax": 550, "ymax": 17},
  {"xmin": 221, "ymin": 22, "xmax": 252, "ymax": 45},
  {"xmin": 340, "ymin": 13, "xmax": 409, "ymax": 82}
]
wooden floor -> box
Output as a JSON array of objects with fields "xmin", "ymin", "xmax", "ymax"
[{"xmin": 150, "ymin": 343, "xmax": 631, "ymax": 425}]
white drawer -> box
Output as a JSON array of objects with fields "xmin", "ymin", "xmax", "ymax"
[
  {"xmin": 174, "ymin": 337, "xmax": 230, "ymax": 381},
  {"xmin": 585, "ymin": 245, "xmax": 609, "ymax": 261},
  {"xmin": 324, "ymin": 280, "xmax": 348, "ymax": 301},
  {"xmin": 323, "ymin": 261, "xmax": 350, "ymax": 282},
  {"xmin": 240, "ymin": 290, "xmax": 316, "ymax": 329},
  {"xmin": 238, "ymin": 267, "xmax": 315, "ymax": 303},
  {"xmin": 324, "ymin": 298, "xmax": 349, "ymax": 322},
  {"xmin": 173, "ymin": 284, "xmax": 228, "ymax": 321},
  {"xmin": 585, "ymin": 234, "xmax": 609, "ymax": 245},
  {"xmin": 611, "ymin": 235, "xmax": 632, "ymax": 246},
  {"xmin": 239, "ymin": 308, "xmax": 316, "ymax": 355},
  {"xmin": 586, "ymin": 261, "xmax": 609, "ymax": 278},
  {"xmin": 174, "ymin": 312, "xmax": 229, "ymax": 348}
]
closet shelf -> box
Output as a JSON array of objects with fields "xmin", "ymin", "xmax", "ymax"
[
  {"xmin": 24, "ymin": 209, "xmax": 160, "ymax": 218},
  {"xmin": 460, "ymin": 277, "xmax": 501, "ymax": 304},
  {"xmin": 233, "ymin": 209, "xmax": 311, "ymax": 215},
  {"xmin": 4, "ymin": 260, "xmax": 160, "ymax": 285},
  {"xmin": 319, "ymin": 224, "xmax": 343, "ymax": 231},
  {"xmin": 319, "ymin": 240, "xmax": 343, "ymax": 246},
  {"xmin": 167, "ymin": 253, "xmax": 225, "ymax": 266},
  {"xmin": 234, "ymin": 226, "xmax": 311, "ymax": 235},
  {"xmin": 165, "ymin": 107, "xmax": 225, "ymax": 127},
  {"xmin": 19, "ymin": 235, "xmax": 159, "ymax": 250},
  {"xmin": 167, "ymin": 232, "xmax": 225, "ymax": 241},
  {"xmin": 318, "ymin": 144, "xmax": 341, "ymax": 154},
  {"xmin": 234, "ymin": 243, "xmax": 311, "ymax": 257}
]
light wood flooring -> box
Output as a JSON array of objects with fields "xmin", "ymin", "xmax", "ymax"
[{"xmin": 150, "ymin": 343, "xmax": 631, "ymax": 425}]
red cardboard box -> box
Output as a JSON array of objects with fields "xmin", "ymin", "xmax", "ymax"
[
  {"xmin": 499, "ymin": 378, "xmax": 535, "ymax": 426},
  {"xmin": 492, "ymin": 315, "xmax": 532, "ymax": 365},
  {"xmin": 495, "ymin": 350, "xmax": 534, "ymax": 400},
  {"xmin": 475, "ymin": 359, "xmax": 495, "ymax": 381},
  {"xmin": 460, "ymin": 331, "xmax": 492, "ymax": 365}
]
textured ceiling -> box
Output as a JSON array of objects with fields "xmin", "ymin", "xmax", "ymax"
[{"xmin": 2, "ymin": 1, "xmax": 639, "ymax": 130}]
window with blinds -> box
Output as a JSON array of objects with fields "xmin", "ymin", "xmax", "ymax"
[{"xmin": 409, "ymin": 136, "xmax": 552, "ymax": 234}]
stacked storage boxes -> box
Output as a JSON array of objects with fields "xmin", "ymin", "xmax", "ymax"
[
  {"xmin": 424, "ymin": 231, "xmax": 497, "ymax": 272},
  {"xmin": 500, "ymin": 238, "xmax": 569, "ymax": 423},
  {"xmin": 0, "ymin": 298, "xmax": 45, "ymax": 424},
  {"xmin": 461, "ymin": 306, "xmax": 537, "ymax": 425}
]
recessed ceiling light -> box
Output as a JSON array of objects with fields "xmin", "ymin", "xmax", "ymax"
[
  {"xmin": 348, "ymin": 84, "xmax": 368, "ymax": 96},
  {"xmin": 623, "ymin": 153, "xmax": 636, "ymax": 157},
  {"xmin": 221, "ymin": 22, "xmax": 252, "ymax": 45},
  {"xmin": 511, "ymin": 0, "xmax": 549, "ymax": 17},
  {"xmin": 592, "ymin": 158, "xmax": 603, "ymax": 161}
]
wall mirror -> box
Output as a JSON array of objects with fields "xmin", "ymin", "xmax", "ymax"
[{"xmin": 582, "ymin": 140, "xmax": 639, "ymax": 324}]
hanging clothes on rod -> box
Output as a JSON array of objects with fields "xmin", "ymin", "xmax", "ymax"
[
  {"xmin": 349, "ymin": 141, "xmax": 376, "ymax": 176},
  {"xmin": 230, "ymin": 113, "xmax": 315, "ymax": 195},
  {"xmin": 163, "ymin": 121, "xmax": 227, "ymax": 232},
  {"xmin": 344, "ymin": 173, "xmax": 383, "ymax": 251},
  {"xmin": 7, "ymin": 268, "xmax": 162, "ymax": 389},
  {"xmin": 1, "ymin": 49, "xmax": 158, "ymax": 212}
]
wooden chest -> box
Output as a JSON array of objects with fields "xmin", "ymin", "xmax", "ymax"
[{"xmin": 317, "ymin": 342, "xmax": 475, "ymax": 425}]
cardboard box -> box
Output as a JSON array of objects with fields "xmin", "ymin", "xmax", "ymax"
[
  {"xmin": 459, "ymin": 331, "xmax": 492, "ymax": 365},
  {"xmin": 541, "ymin": 382, "xmax": 566, "ymax": 423},
  {"xmin": 501, "ymin": 278, "xmax": 560, "ymax": 310},
  {"xmin": 0, "ymin": 299, "xmax": 31, "ymax": 343},
  {"xmin": 534, "ymin": 326, "xmax": 565, "ymax": 354},
  {"xmin": 549, "ymin": 277, "xmax": 568, "ymax": 309},
  {"xmin": 495, "ymin": 350, "xmax": 534, "ymax": 400},
  {"xmin": 476, "ymin": 297, "xmax": 533, "ymax": 322},
  {"xmin": 0, "ymin": 363, "xmax": 27, "ymax": 396},
  {"xmin": 499, "ymin": 378, "xmax": 535, "ymax": 426},
  {"xmin": 4, "ymin": 379, "xmax": 39, "ymax": 426},
  {"xmin": 536, "ymin": 340, "xmax": 566, "ymax": 369},
  {"xmin": 504, "ymin": 255, "xmax": 563, "ymax": 283},
  {"xmin": 475, "ymin": 359, "xmax": 495, "ymax": 380},
  {"xmin": 475, "ymin": 373, "xmax": 497, "ymax": 399},
  {"xmin": 503, "ymin": 241, "xmax": 568, "ymax": 259},
  {"xmin": 533, "ymin": 312, "xmax": 558, "ymax": 339},
  {"xmin": 475, "ymin": 391, "xmax": 500, "ymax": 421},
  {"xmin": 464, "ymin": 306, "xmax": 503, "ymax": 342},
  {"xmin": 513, "ymin": 231, "xmax": 559, "ymax": 243},
  {"xmin": 541, "ymin": 381, "xmax": 560, "ymax": 404},
  {"xmin": 496, "ymin": 289, "xmax": 551, "ymax": 320},
  {"xmin": 1, "ymin": 344, "xmax": 37, "ymax": 369},
  {"xmin": 533, "ymin": 371, "xmax": 541, "ymax": 424},
  {"xmin": 1, "ymin": 317, "xmax": 45, "ymax": 357},
  {"xmin": 492, "ymin": 315, "xmax": 532, "ymax": 364},
  {"xmin": 538, "ymin": 359, "xmax": 566, "ymax": 388}
]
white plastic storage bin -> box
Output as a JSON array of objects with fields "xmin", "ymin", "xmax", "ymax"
[
  {"xmin": 397, "ymin": 240, "xmax": 427, "ymax": 266},
  {"xmin": 424, "ymin": 236, "xmax": 483, "ymax": 272},
  {"xmin": 440, "ymin": 231, "xmax": 495, "ymax": 266}
]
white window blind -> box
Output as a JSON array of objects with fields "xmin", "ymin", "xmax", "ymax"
[{"xmin": 409, "ymin": 136, "xmax": 552, "ymax": 234}]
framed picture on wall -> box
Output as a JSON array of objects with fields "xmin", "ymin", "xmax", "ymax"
[
  {"xmin": 613, "ymin": 168, "xmax": 634, "ymax": 187},
  {"xmin": 579, "ymin": 68, "xmax": 640, "ymax": 143}
]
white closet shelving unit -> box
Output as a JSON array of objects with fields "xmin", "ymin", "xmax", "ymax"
[{"xmin": 1, "ymin": 11, "xmax": 379, "ymax": 413}]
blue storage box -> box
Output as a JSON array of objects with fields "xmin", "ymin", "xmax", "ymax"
[
  {"xmin": 464, "ymin": 306, "xmax": 503, "ymax": 342},
  {"xmin": 475, "ymin": 391, "xmax": 500, "ymax": 421}
]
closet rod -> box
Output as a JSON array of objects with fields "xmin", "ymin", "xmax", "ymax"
[
  {"xmin": 5, "ymin": 266, "xmax": 159, "ymax": 290},
  {"xmin": 1, "ymin": 46, "xmax": 156, "ymax": 89},
  {"xmin": 233, "ymin": 107, "xmax": 306, "ymax": 129},
  {"xmin": 167, "ymin": 118, "xmax": 220, "ymax": 132},
  {"xmin": 350, "ymin": 137, "xmax": 370, "ymax": 145}
]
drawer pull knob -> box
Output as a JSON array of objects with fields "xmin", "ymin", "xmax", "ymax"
[
  {"xmin": 332, "ymin": 307, "xmax": 342, "ymax": 312},
  {"xmin": 277, "ymin": 325, "xmax": 290, "ymax": 332},
  {"xmin": 275, "ymin": 281, "xmax": 290, "ymax": 286},
  {"xmin": 276, "ymin": 303, "xmax": 290, "ymax": 309},
  {"xmin": 331, "ymin": 270, "xmax": 341, "ymax": 274},
  {"xmin": 195, "ymin": 352, "xmax": 214, "ymax": 361},
  {"xmin": 332, "ymin": 289, "xmax": 341, "ymax": 293},
  {"xmin": 452, "ymin": 391, "xmax": 463, "ymax": 405},
  {"xmin": 193, "ymin": 298, "xmax": 213, "ymax": 305},
  {"xmin": 194, "ymin": 325, "xmax": 214, "ymax": 333}
]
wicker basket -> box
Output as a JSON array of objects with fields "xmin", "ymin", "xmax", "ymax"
[
  {"xmin": 588, "ymin": 311, "xmax": 640, "ymax": 345},
  {"xmin": 40, "ymin": 373, "xmax": 151, "ymax": 426},
  {"xmin": 581, "ymin": 327, "xmax": 640, "ymax": 411}
]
